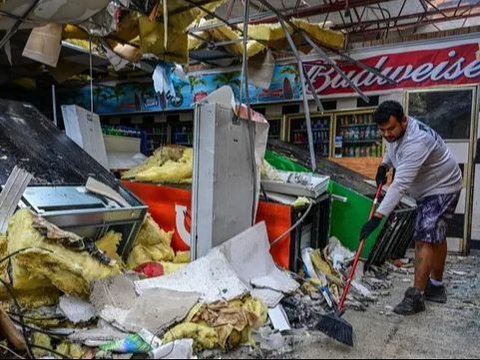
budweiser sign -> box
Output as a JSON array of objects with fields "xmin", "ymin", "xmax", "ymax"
[{"xmin": 304, "ymin": 43, "xmax": 480, "ymax": 95}]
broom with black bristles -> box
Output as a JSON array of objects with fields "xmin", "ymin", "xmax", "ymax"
[{"xmin": 317, "ymin": 183, "xmax": 384, "ymax": 346}]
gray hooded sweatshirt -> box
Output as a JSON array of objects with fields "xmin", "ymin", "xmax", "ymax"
[{"xmin": 377, "ymin": 117, "xmax": 463, "ymax": 216}]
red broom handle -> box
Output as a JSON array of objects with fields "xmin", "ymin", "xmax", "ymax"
[{"xmin": 338, "ymin": 184, "xmax": 383, "ymax": 312}]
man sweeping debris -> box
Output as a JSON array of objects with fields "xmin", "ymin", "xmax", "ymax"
[{"xmin": 360, "ymin": 100, "xmax": 462, "ymax": 316}]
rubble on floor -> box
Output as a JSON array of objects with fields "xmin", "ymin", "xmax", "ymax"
[{"xmin": 0, "ymin": 203, "xmax": 414, "ymax": 359}]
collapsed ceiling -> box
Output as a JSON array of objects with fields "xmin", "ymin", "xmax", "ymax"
[{"xmin": 0, "ymin": 0, "xmax": 478, "ymax": 88}]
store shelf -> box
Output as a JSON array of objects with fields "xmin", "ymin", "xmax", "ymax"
[
  {"xmin": 293, "ymin": 141, "xmax": 330, "ymax": 145},
  {"xmin": 339, "ymin": 123, "xmax": 377, "ymax": 128},
  {"xmin": 292, "ymin": 128, "xmax": 330, "ymax": 132},
  {"xmin": 341, "ymin": 139, "xmax": 382, "ymax": 144}
]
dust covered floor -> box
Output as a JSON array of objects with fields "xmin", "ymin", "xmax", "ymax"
[{"xmin": 220, "ymin": 252, "xmax": 480, "ymax": 359}]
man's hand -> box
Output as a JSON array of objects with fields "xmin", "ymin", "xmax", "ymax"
[
  {"xmin": 360, "ymin": 214, "xmax": 383, "ymax": 239},
  {"xmin": 375, "ymin": 164, "xmax": 389, "ymax": 187}
]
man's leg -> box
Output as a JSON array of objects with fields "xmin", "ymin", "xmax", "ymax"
[
  {"xmin": 414, "ymin": 241, "xmax": 433, "ymax": 290},
  {"xmin": 424, "ymin": 237, "xmax": 449, "ymax": 303},
  {"xmin": 394, "ymin": 201, "xmax": 429, "ymax": 316},
  {"xmin": 430, "ymin": 242, "xmax": 448, "ymax": 282},
  {"xmin": 393, "ymin": 241, "xmax": 429, "ymax": 315}
]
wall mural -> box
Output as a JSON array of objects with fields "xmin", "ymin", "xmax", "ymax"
[{"xmin": 59, "ymin": 65, "xmax": 303, "ymax": 115}]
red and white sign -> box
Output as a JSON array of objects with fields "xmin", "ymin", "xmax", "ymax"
[
  {"xmin": 304, "ymin": 42, "xmax": 480, "ymax": 96},
  {"xmin": 122, "ymin": 182, "xmax": 293, "ymax": 268}
]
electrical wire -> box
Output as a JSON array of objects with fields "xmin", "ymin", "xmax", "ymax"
[
  {"xmin": 270, "ymin": 201, "xmax": 314, "ymax": 247},
  {"xmin": 0, "ymin": 248, "xmax": 34, "ymax": 266}
]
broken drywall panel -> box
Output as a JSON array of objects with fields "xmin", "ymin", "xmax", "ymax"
[
  {"xmin": 268, "ymin": 305, "xmax": 291, "ymax": 332},
  {"xmin": 100, "ymin": 289, "xmax": 200, "ymax": 334},
  {"xmin": 149, "ymin": 339, "xmax": 194, "ymax": 359},
  {"xmin": 58, "ymin": 295, "xmax": 95, "ymax": 324},
  {"xmin": 217, "ymin": 222, "xmax": 299, "ymax": 306},
  {"xmin": 23, "ymin": 23, "xmax": 63, "ymax": 67},
  {"xmin": 90, "ymin": 274, "xmax": 140, "ymax": 313},
  {"xmin": 251, "ymin": 288, "xmax": 285, "ymax": 309},
  {"xmin": 134, "ymin": 249, "xmax": 249, "ymax": 303},
  {"xmin": 69, "ymin": 326, "xmax": 127, "ymax": 347},
  {"xmin": 61, "ymin": 105, "xmax": 109, "ymax": 169}
]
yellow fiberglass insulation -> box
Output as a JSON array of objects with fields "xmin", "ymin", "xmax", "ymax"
[
  {"xmin": 135, "ymin": 148, "xmax": 193, "ymax": 184},
  {"xmin": 5, "ymin": 209, "xmax": 122, "ymax": 301},
  {"xmin": 164, "ymin": 296, "xmax": 267, "ymax": 350},
  {"xmin": 163, "ymin": 323, "xmax": 219, "ymax": 350},
  {"xmin": 96, "ymin": 230, "xmax": 123, "ymax": 263},
  {"xmin": 160, "ymin": 262, "xmax": 188, "ymax": 274},
  {"xmin": 173, "ymin": 251, "xmax": 191, "ymax": 263},
  {"xmin": 138, "ymin": 1, "xmax": 224, "ymax": 64},
  {"xmin": 126, "ymin": 214, "xmax": 175, "ymax": 269},
  {"xmin": 135, "ymin": 214, "xmax": 173, "ymax": 247},
  {"xmin": 121, "ymin": 145, "xmax": 187, "ymax": 180},
  {"xmin": 56, "ymin": 341, "xmax": 86, "ymax": 359}
]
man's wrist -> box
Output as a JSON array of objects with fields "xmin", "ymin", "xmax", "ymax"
[{"xmin": 373, "ymin": 212, "xmax": 384, "ymax": 219}]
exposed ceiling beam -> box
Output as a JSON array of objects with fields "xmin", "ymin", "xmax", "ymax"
[
  {"xmin": 333, "ymin": 3, "xmax": 480, "ymax": 31},
  {"xmin": 352, "ymin": 7, "xmax": 480, "ymax": 34}
]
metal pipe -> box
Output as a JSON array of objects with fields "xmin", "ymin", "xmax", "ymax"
[
  {"xmin": 250, "ymin": 0, "xmax": 389, "ymax": 23},
  {"xmin": 240, "ymin": 0, "xmax": 257, "ymax": 224},
  {"xmin": 0, "ymin": 0, "xmax": 41, "ymax": 49},
  {"xmin": 348, "ymin": 8, "xmax": 480, "ymax": 34},
  {"xmin": 256, "ymin": 0, "xmax": 371, "ymax": 103},
  {"xmin": 51, "ymin": 85, "xmax": 57, "ymax": 127},
  {"xmin": 274, "ymin": 11, "xmax": 317, "ymax": 171},
  {"xmin": 89, "ymin": 37, "xmax": 94, "ymax": 115},
  {"xmin": 333, "ymin": 2, "xmax": 480, "ymax": 30}
]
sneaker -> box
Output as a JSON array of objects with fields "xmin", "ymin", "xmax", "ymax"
[
  {"xmin": 393, "ymin": 287, "xmax": 426, "ymax": 316},
  {"xmin": 424, "ymin": 279, "xmax": 447, "ymax": 304}
]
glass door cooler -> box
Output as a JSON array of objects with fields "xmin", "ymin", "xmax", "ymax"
[
  {"xmin": 333, "ymin": 109, "xmax": 383, "ymax": 158},
  {"xmin": 286, "ymin": 113, "xmax": 333, "ymax": 157}
]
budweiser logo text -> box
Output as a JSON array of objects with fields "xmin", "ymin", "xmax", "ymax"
[{"xmin": 305, "ymin": 47, "xmax": 480, "ymax": 95}]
